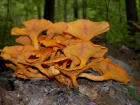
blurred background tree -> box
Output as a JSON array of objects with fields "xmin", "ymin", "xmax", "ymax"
[
  {"xmin": 125, "ymin": 0, "xmax": 139, "ymax": 35},
  {"xmin": 0, "ymin": 0, "xmax": 140, "ymax": 53},
  {"xmin": 44, "ymin": 0, "xmax": 55, "ymax": 22}
]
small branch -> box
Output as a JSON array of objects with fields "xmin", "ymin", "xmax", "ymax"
[{"xmin": 133, "ymin": 23, "xmax": 140, "ymax": 31}]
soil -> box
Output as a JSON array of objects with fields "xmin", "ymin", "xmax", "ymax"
[{"xmin": 0, "ymin": 38, "xmax": 140, "ymax": 105}]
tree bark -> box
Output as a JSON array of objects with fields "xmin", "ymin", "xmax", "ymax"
[
  {"xmin": 125, "ymin": 0, "xmax": 139, "ymax": 35},
  {"xmin": 104, "ymin": 0, "xmax": 110, "ymax": 41},
  {"xmin": 105, "ymin": 0, "xmax": 110, "ymax": 22},
  {"xmin": 56, "ymin": 0, "xmax": 61, "ymax": 22},
  {"xmin": 25, "ymin": 0, "xmax": 28, "ymax": 21},
  {"xmin": 44, "ymin": 0, "xmax": 55, "ymax": 23},
  {"xmin": 3, "ymin": 0, "xmax": 10, "ymax": 36},
  {"xmin": 64, "ymin": 0, "xmax": 67, "ymax": 22},
  {"xmin": 37, "ymin": 4, "xmax": 41, "ymax": 19},
  {"xmin": 82, "ymin": 0, "xmax": 87, "ymax": 19},
  {"xmin": 74, "ymin": 0, "xmax": 78, "ymax": 19},
  {"xmin": 118, "ymin": 0, "xmax": 122, "ymax": 23}
]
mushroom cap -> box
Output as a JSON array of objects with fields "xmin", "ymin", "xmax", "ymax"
[
  {"xmin": 15, "ymin": 36, "xmax": 32, "ymax": 45},
  {"xmin": 46, "ymin": 22, "xmax": 68, "ymax": 39},
  {"xmin": 5, "ymin": 63, "xmax": 17, "ymax": 71},
  {"xmin": 11, "ymin": 19, "xmax": 53, "ymax": 49},
  {"xmin": 12, "ymin": 19, "xmax": 53, "ymax": 38},
  {"xmin": 0, "ymin": 45, "xmax": 35, "ymax": 58},
  {"xmin": 64, "ymin": 19, "xmax": 110, "ymax": 40},
  {"xmin": 40, "ymin": 39, "xmax": 65, "ymax": 49},
  {"xmin": 56, "ymin": 36, "xmax": 81, "ymax": 46},
  {"xmin": 91, "ymin": 58, "xmax": 131, "ymax": 83},
  {"xmin": 63, "ymin": 41, "xmax": 108, "ymax": 66},
  {"xmin": 42, "ymin": 56, "xmax": 69, "ymax": 65}
]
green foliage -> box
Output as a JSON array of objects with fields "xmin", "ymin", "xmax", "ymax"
[
  {"xmin": 0, "ymin": 0, "xmax": 44, "ymax": 49},
  {"xmin": 122, "ymin": 83, "xmax": 140, "ymax": 102},
  {"xmin": 127, "ymin": 87, "xmax": 140, "ymax": 101},
  {"xmin": 87, "ymin": 0, "xmax": 140, "ymax": 50},
  {"xmin": 74, "ymin": 88, "xmax": 81, "ymax": 95}
]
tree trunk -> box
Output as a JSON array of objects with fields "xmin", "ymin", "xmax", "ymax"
[
  {"xmin": 25, "ymin": 0, "xmax": 28, "ymax": 21},
  {"xmin": 74, "ymin": 0, "xmax": 78, "ymax": 19},
  {"xmin": 56, "ymin": 0, "xmax": 61, "ymax": 22},
  {"xmin": 3, "ymin": 0, "xmax": 10, "ymax": 36},
  {"xmin": 125, "ymin": 0, "xmax": 139, "ymax": 35},
  {"xmin": 44, "ymin": 0, "xmax": 55, "ymax": 23},
  {"xmin": 139, "ymin": 0, "xmax": 140, "ymax": 20},
  {"xmin": 105, "ymin": 0, "xmax": 110, "ymax": 22},
  {"xmin": 37, "ymin": 4, "xmax": 41, "ymax": 19},
  {"xmin": 118, "ymin": 0, "xmax": 122, "ymax": 23},
  {"xmin": 64, "ymin": 0, "xmax": 68, "ymax": 22},
  {"xmin": 104, "ymin": 0, "xmax": 110, "ymax": 41},
  {"xmin": 82, "ymin": 0, "xmax": 87, "ymax": 19}
]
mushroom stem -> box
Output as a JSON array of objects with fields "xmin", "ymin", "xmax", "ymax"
[
  {"xmin": 36, "ymin": 65, "xmax": 50, "ymax": 78},
  {"xmin": 27, "ymin": 67, "xmax": 39, "ymax": 74},
  {"xmin": 32, "ymin": 38, "xmax": 39, "ymax": 50},
  {"xmin": 50, "ymin": 52, "xmax": 56, "ymax": 59},
  {"xmin": 70, "ymin": 61, "xmax": 76, "ymax": 68},
  {"xmin": 62, "ymin": 60, "xmax": 68, "ymax": 68},
  {"xmin": 71, "ymin": 76, "xmax": 79, "ymax": 88},
  {"xmin": 48, "ymin": 66, "xmax": 60, "ymax": 78},
  {"xmin": 79, "ymin": 73, "xmax": 104, "ymax": 81},
  {"xmin": 56, "ymin": 50, "xmax": 61, "ymax": 57}
]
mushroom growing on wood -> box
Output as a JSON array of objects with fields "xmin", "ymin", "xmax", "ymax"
[{"xmin": 0, "ymin": 18, "xmax": 131, "ymax": 89}]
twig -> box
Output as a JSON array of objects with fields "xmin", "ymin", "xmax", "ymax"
[{"xmin": 133, "ymin": 23, "xmax": 140, "ymax": 31}]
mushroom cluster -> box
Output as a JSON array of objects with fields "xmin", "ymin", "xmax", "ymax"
[{"xmin": 0, "ymin": 19, "xmax": 130, "ymax": 88}]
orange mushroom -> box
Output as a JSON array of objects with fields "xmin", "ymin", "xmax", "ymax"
[
  {"xmin": 63, "ymin": 41, "xmax": 108, "ymax": 66},
  {"xmin": 42, "ymin": 56, "xmax": 69, "ymax": 66},
  {"xmin": 11, "ymin": 19, "xmax": 53, "ymax": 49},
  {"xmin": 40, "ymin": 39, "xmax": 65, "ymax": 49},
  {"xmin": 64, "ymin": 19, "xmax": 110, "ymax": 40},
  {"xmin": 48, "ymin": 66, "xmax": 60, "ymax": 78},
  {"xmin": 20, "ymin": 68, "xmax": 48, "ymax": 79},
  {"xmin": 55, "ymin": 63, "xmax": 91, "ymax": 88},
  {"xmin": 56, "ymin": 36, "xmax": 81, "ymax": 46},
  {"xmin": 55, "ymin": 73, "xmax": 73, "ymax": 88},
  {"xmin": 46, "ymin": 22, "xmax": 68, "ymax": 39},
  {"xmin": 0, "ymin": 45, "xmax": 35, "ymax": 58},
  {"xmin": 16, "ymin": 48, "xmax": 59, "ymax": 78},
  {"xmin": 27, "ymin": 67, "xmax": 39, "ymax": 74},
  {"xmin": 0, "ymin": 18, "xmax": 131, "ymax": 89},
  {"xmin": 0, "ymin": 53, "xmax": 18, "ymax": 65},
  {"xmin": 79, "ymin": 58, "xmax": 131, "ymax": 83},
  {"xmin": 5, "ymin": 63, "xmax": 17, "ymax": 71},
  {"xmin": 15, "ymin": 36, "xmax": 32, "ymax": 45}
]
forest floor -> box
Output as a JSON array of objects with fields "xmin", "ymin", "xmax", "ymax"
[{"xmin": 0, "ymin": 38, "xmax": 140, "ymax": 105}]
